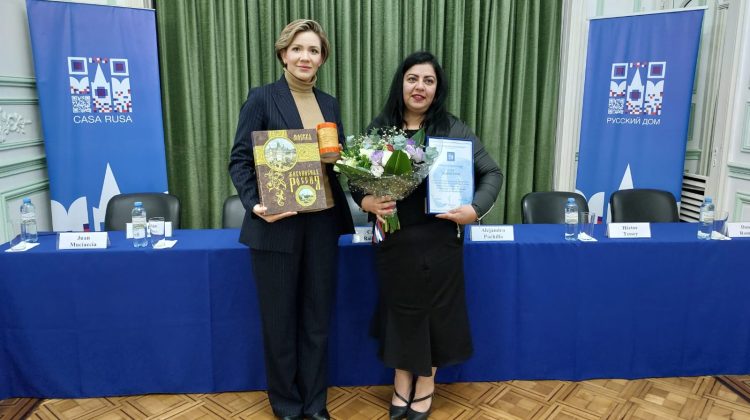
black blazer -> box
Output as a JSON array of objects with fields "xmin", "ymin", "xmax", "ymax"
[{"xmin": 229, "ymin": 75, "xmax": 354, "ymax": 252}]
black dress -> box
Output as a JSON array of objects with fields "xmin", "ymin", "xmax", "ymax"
[
  {"xmin": 362, "ymin": 121, "xmax": 503, "ymax": 377},
  {"xmin": 371, "ymin": 182, "xmax": 473, "ymax": 376}
]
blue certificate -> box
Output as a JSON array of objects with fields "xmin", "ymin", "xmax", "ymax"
[{"xmin": 427, "ymin": 137, "xmax": 474, "ymax": 214}]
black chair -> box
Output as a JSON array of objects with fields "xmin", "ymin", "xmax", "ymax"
[
  {"xmin": 609, "ymin": 188, "xmax": 679, "ymax": 223},
  {"xmin": 222, "ymin": 195, "xmax": 246, "ymax": 229},
  {"xmin": 521, "ymin": 191, "xmax": 589, "ymax": 224},
  {"xmin": 104, "ymin": 192, "xmax": 181, "ymax": 231}
]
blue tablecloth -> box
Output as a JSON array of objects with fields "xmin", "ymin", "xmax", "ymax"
[{"xmin": 1, "ymin": 224, "xmax": 749, "ymax": 399}]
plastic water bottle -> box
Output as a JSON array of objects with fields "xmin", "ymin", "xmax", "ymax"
[
  {"xmin": 132, "ymin": 201, "xmax": 148, "ymax": 248},
  {"xmin": 20, "ymin": 197, "xmax": 38, "ymax": 243},
  {"xmin": 697, "ymin": 196, "xmax": 714, "ymax": 240},
  {"xmin": 564, "ymin": 197, "xmax": 578, "ymax": 241}
]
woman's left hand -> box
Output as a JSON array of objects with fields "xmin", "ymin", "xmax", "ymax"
[{"xmin": 435, "ymin": 204, "xmax": 477, "ymax": 225}]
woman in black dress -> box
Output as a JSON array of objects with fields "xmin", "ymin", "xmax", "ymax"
[{"xmin": 352, "ymin": 51, "xmax": 503, "ymax": 419}]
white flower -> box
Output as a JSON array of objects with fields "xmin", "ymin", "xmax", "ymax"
[
  {"xmin": 381, "ymin": 150, "xmax": 393, "ymax": 166},
  {"xmin": 370, "ymin": 164, "xmax": 384, "ymax": 177}
]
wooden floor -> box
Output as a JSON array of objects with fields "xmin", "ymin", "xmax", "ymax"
[{"xmin": 2, "ymin": 376, "xmax": 750, "ymax": 419}]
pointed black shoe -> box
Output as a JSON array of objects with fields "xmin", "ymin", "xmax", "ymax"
[
  {"xmin": 307, "ymin": 408, "xmax": 330, "ymax": 420},
  {"xmin": 389, "ymin": 388, "xmax": 410, "ymax": 420},
  {"xmin": 278, "ymin": 415, "xmax": 303, "ymax": 420},
  {"xmin": 406, "ymin": 392, "xmax": 433, "ymax": 420}
]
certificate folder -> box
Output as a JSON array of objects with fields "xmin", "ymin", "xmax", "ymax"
[{"xmin": 426, "ymin": 137, "xmax": 474, "ymax": 214}]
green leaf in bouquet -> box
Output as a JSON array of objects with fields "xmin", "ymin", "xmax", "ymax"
[
  {"xmin": 384, "ymin": 150, "xmax": 411, "ymax": 175},
  {"xmin": 411, "ymin": 128, "xmax": 426, "ymax": 147},
  {"xmin": 335, "ymin": 162, "xmax": 373, "ymax": 180}
]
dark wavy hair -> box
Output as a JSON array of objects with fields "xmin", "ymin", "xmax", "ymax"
[{"xmin": 378, "ymin": 51, "xmax": 450, "ymax": 134}]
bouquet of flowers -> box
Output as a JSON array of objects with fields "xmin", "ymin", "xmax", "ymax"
[{"xmin": 335, "ymin": 127, "xmax": 438, "ymax": 241}]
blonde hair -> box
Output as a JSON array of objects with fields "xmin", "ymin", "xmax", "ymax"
[{"xmin": 275, "ymin": 19, "xmax": 330, "ymax": 65}]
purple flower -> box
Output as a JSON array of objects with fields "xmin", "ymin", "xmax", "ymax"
[
  {"xmin": 406, "ymin": 145, "xmax": 425, "ymax": 162},
  {"xmin": 370, "ymin": 150, "xmax": 384, "ymax": 165},
  {"xmin": 405, "ymin": 144, "xmax": 416, "ymax": 157},
  {"xmin": 413, "ymin": 148, "xmax": 425, "ymax": 163},
  {"xmin": 406, "ymin": 139, "xmax": 415, "ymax": 146}
]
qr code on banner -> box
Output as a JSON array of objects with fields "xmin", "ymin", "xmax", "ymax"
[
  {"xmin": 608, "ymin": 98, "xmax": 624, "ymax": 115},
  {"xmin": 72, "ymin": 96, "xmax": 91, "ymax": 113}
]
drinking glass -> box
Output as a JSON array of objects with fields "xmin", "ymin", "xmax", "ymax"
[
  {"xmin": 713, "ymin": 211, "xmax": 729, "ymax": 238},
  {"xmin": 148, "ymin": 217, "xmax": 165, "ymax": 247},
  {"xmin": 578, "ymin": 211, "xmax": 597, "ymax": 239},
  {"xmin": 5, "ymin": 220, "xmax": 26, "ymax": 252}
]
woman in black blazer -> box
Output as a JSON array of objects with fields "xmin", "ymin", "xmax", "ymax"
[{"xmin": 228, "ymin": 19, "xmax": 353, "ymax": 420}]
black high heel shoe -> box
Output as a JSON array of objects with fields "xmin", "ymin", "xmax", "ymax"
[
  {"xmin": 389, "ymin": 389, "xmax": 410, "ymax": 420},
  {"xmin": 406, "ymin": 392, "xmax": 433, "ymax": 420}
]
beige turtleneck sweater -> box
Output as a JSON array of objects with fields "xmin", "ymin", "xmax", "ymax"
[
  {"xmin": 284, "ymin": 69, "xmax": 335, "ymax": 207},
  {"xmin": 285, "ymin": 69, "xmax": 325, "ymax": 129}
]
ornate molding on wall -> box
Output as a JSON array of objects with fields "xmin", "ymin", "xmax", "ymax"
[
  {"xmin": 0, "ymin": 180, "xmax": 49, "ymax": 242},
  {"xmin": 0, "ymin": 76, "xmax": 36, "ymax": 88},
  {"xmin": 686, "ymin": 149, "xmax": 702, "ymax": 160},
  {"xmin": 0, "ymin": 156, "xmax": 47, "ymax": 178},
  {"xmin": 0, "ymin": 106, "xmax": 33, "ymax": 143},
  {"xmin": 733, "ymin": 191, "xmax": 750, "ymax": 221},
  {"xmin": 727, "ymin": 162, "xmax": 750, "ymax": 181}
]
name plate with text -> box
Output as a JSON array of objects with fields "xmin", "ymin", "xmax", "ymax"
[
  {"xmin": 607, "ymin": 223, "xmax": 651, "ymax": 238},
  {"xmin": 726, "ymin": 222, "xmax": 750, "ymax": 238},
  {"xmin": 470, "ymin": 225, "xmax": 514, "ymax": 242},
  {"xmin": 352, "ymin": 226, "xmax": 373, "ymax": 243},
  {"xmin": 58, "ymin": 232, "xmax": 109, "ymax": 250}
]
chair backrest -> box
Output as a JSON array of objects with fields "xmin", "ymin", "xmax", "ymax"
[
  {"xmin": 104, "ymin": 193, "xmax": 181, "ymax": 231},
  {"xmin": 222, "ymin": 195, "xmax": 246, "ymax": 229},
  {"xmin": 521, "ymin": 191, "xmax": 589, "ymax": 224},
  {"xmin": 609, "ymin": 188, "xmax": 679, "ymax": 223}
]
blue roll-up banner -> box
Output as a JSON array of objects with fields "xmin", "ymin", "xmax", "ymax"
[
  {"xmin": 27, "ymin": 0, "xmax": 168, "ymax": 231},
  {"xmin": 576, "ymin": 9, "xmax": 704, "ymax": 222}
]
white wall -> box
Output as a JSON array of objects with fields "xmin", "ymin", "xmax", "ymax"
[
  {"xmin": 718, "ymin": 2, "xmax": 750, "ymax": 221},
  {"xmin": 0, "ymin": 0, "xmax": 48, "ymax": 242}
]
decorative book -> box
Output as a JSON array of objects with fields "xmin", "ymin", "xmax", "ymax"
[{"xmin": 252, "ymin": 129, "xmax": 331, "ymax": 214}]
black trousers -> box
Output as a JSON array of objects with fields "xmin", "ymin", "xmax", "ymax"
[{"xmin": 249, "ymin": 210, "xmax": 339, "ymax": 417}]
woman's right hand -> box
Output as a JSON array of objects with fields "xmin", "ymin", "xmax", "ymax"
[
  {"xmin": 360, "ymin": 195, "xmax": 396, "ymax": 224},
  {"xmin": 253, "ymin": 204, "xmax": 297, "ymax": 223}
]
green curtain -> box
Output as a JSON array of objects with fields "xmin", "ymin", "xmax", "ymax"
[{"xmin": 154, "ymin": 0, "xmax": 561, "ymax": 228}]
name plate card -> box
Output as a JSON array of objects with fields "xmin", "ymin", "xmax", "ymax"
[
  {"xmin": 470, "ymin": 225, "xmax": 514, "ymax": 242},
  {"xmin": 607, "ymin": 223, "xmax": 651, "ymax": 238},
  {"xmin": 352, "ymin": 226, "xmax": 373, "ymax": 243},
  {"xmin": 726, "ymin": 222, "xmax": 750, "ymax": 238},
  {"xmin": 58, "ymin": 232, "xmax": 109, "ymax": 249}
]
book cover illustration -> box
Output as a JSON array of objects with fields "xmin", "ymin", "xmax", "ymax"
[{"xmin": 252, "ymin": 129, "xmax": 330, "ymax": 214}]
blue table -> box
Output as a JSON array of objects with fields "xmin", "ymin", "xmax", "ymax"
[{"xmin": 1, "ymin": 224, "xmax": 749, "ymax": 399}]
